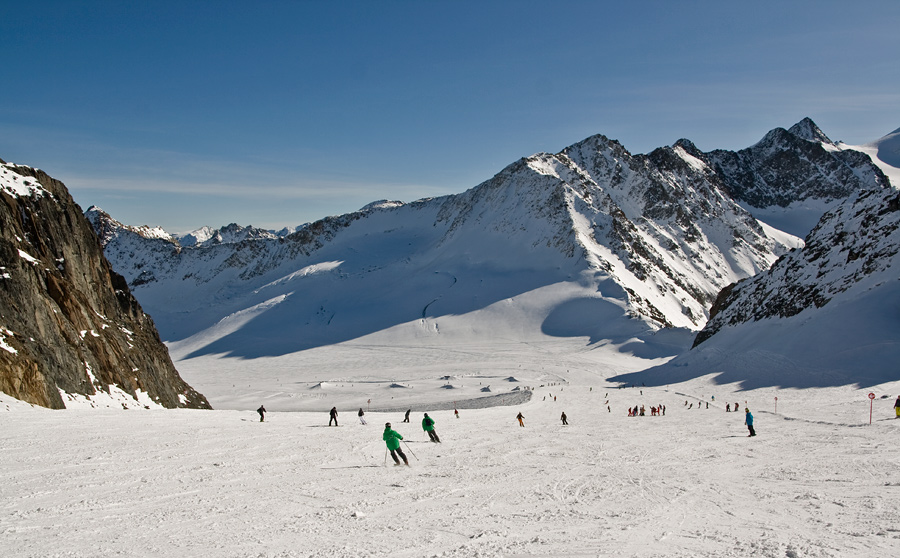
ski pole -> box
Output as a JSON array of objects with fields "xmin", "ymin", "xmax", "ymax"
[
  {"xmin": 402, "ymin": 441, "xmax": 419, "ymax": 461},
  {"xmin": 384, "ymin": 448, "xmax": 388, "ymax": 466}
]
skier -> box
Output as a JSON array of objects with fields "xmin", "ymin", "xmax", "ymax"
[
  {"xmin": 454, "ymin": 409, "xmax": 459, "ymax": 419},
  {"xmin": 422, "ymin": 413, "xmax": 441, "ymax": 443},
  {"xmin": 403, "ymin": 409, "xmax": 411, "ymax": 423},
  {"xmin": 560, "ymin": 411, "xmax": 568, "ymax": 425},
  {"xmin": 257, "ymin": 405, "xmax": 266, "ymax": 422},
  {"xmin": 745, "ymin": 408, "xmax": 756, "ymax": 437},
  {"xmin": 329, "ymin": 406, "xmax": 338, "ymax": 427},
  {"xmin": 358, "ymin": 408, "xmax": 367, "ymax": 425},
  {"xmin": 516, "ymin": 412, "xmax": 525, "ymax": 427},
  {"xmin": 726, "ymin": 403, "xmax": 731, "ymax": 412},
  {"xmin": 383, "ymin": 423, "xmax": 409, "ymax": 466},
  {"xmin": 895, "ymin": 396, "xmax": 900, "ymax": 418}
]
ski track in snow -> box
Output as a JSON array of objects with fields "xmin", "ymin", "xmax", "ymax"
[{"xmin": 4, "ymin": 362, "xmax": 900, "ymax": 558}]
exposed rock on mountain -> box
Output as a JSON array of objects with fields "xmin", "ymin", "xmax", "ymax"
[
  {"xmin": 695, "ymin": 187, "xmax": 900, "ymax": 347},
  {"xmin": 709, "ymin": 118, "xmax": 889, "ymax": 210},
  {"xmin": 0, "ymin": 160, "xmax": 210, "ymax": 409},
  {"xmin": 609, "ymin": 184, "xmax": 900, "ymax": 389}
]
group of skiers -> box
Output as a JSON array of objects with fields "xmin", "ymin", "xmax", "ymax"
[
  {"xmin": 383, "ymin": 412, "xmax": 442, "ymax": 466},
  {"xmin": 262, "ymin": 394, "xmax": 900, "ymax": 463},
  {"xmin": 627, "ymin": 405, "xmax": 666, "ymax": 416}
]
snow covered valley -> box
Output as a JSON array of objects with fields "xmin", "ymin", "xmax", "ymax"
[{"xmin": 4, "ymin": 336, "xmax": 900, "ymax": 558}]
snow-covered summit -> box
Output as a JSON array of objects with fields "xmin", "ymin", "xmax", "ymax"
[
  {"xmin": 707, "ymin": 118, "xmax": 891, "ymax": 236},
  {"xmin": 85, "ymin": 206, "xmax": 176, "ymax": 245},
  {"xmin": 787, "ymin": 116, "xmax": 835, "ymax": 145},
  {"xmin": 176, "ymin": 223, "xmax": 279, "ymax": 247}
]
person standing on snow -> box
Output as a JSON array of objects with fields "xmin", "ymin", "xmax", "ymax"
[
  {"xmin": 358, "ymin": 408, "xmax": 367, "ymax": 425},
  {"xmin": 560, "ymin": 411, "xmax": 568, "ymax": 425},
  {"xmin": 257, "ymin": 405, "xmax": 266, "ymax": 422},
  {"xmin": 422, "ymin": 413, "xmax": 441, "ymax": 442},
  {"xmin": 329, "ymin": 407, "xmax": 338, "ymax": 427},
  {"xmin": 383, "ymin": 423, "xmax": 409, "ymax": 466},
  {"xmin": 516, "ymin": 412, "xmax": 525, "ymax": 427},
  {"xmin": 745, "ymin": 408, "xmax": 756, "ymax": 437},
  {"xmin": 895, "ymin": 396, "xmax": 900, "ymax": 418}
]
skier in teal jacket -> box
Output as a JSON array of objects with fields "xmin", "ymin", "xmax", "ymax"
[
  {"xmin": 422, "ymin": 413, "xmax": 441, "ymax": 443},
  {"xmin": 745, "ymin": 408, "xmax": 756, "ymax": 437},
  {"xmin": 383, "ymin": 423, "xmax": 409, "ymax": 466}
]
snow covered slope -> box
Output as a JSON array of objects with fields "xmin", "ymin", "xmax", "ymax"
[
  {"xmin": 615, "ymin": 187, "xmax": 900, "ymax": 389},
  {"xmin": 4, "ymin": 363, "xmax": 900, "ymax": 557},
  {"xmin": 842, "ymin": 126, "xmax": 900, "ymax": 189}
]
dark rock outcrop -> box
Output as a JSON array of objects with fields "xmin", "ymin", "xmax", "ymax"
[{"xmin": 0, "ymin": 159, "xmax": 210, "ymax": 409}]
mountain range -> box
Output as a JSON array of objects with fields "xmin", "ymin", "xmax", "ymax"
[{"xmin": 84, "ymin": 118, "xmax": 894, "ymax": 382}]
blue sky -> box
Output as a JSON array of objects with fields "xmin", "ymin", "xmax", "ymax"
[{"xmin": 1, "ymin": 1, "xmax": 898, "ymax": 233}]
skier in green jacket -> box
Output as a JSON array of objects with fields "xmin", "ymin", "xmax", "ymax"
[
  {"xmin": 422, "ymin": 413, "xmax": 441, "ymax": 443},
  {"xmin": 383, "ymin": 423, "xmax": 409, "ymax": 466}
]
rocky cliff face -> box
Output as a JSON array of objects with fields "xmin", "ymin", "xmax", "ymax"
[{"xmin": 0, "ymin": 159, "xmax": 210, "ymax": 409}]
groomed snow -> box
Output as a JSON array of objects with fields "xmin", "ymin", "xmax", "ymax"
[{"xmin": 3, "ymin": 336, "xmax": 900, "ymax": 557}]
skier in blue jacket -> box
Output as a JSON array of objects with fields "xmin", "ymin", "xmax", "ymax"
[{"xmin": 745, "ymin": 408, "xmax": 756, "ymax": 437}]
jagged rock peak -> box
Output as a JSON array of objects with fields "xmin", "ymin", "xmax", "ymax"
[
  {"xmin": 86, "ymin": 206, "xmax": 177, "ymax": 247},
  {"xmin": 787, "ymin": 117, "xmax": 834, "ymax": 145},
  {"xmin": 176, "ymin": 222, "xmax": 278, "ymax": 247}
]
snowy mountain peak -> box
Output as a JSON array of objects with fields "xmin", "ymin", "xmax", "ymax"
[
  {"xmin": 359, "ymin": 200, "xmax": 406, "ymax": 212},
  {"xmin": 176, "ymin": 223, "xmax": 278, "ymax": 247},
  {"xmin": 787, "ymin": 117, "xmax": 834, "ymax": 145},
  {"xmin": 706, "ymin": 118, "xmax": 889, "ymax": 236},
  {"xmin": 85, "ymin": 206, "xmax": 176, "ymax": 246}
]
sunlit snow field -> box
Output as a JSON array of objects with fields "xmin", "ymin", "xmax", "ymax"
[{"xmin": 4, "ymin": 332, "xmax": 900, "ymax": 558}]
